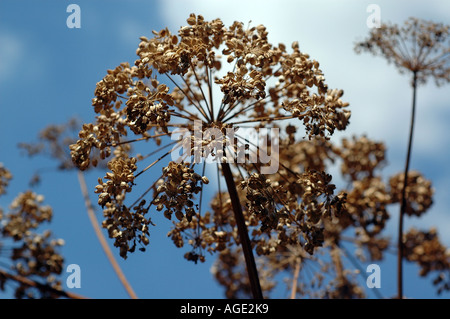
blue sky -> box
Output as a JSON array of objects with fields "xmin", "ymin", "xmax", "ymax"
[{"xmin": 0, "ymin": 0, "xmax": 449, "ymax": 299}]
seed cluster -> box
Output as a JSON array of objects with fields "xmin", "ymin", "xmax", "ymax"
[
  {"xmin": 0, "ymin": 170, "xmax": 65, "ymax": 298},
  {"xmin": 126, "ymin": 83, "xmax": 172, "ymax": 135},
  {"xmin": 68, "ymin": 13, "xmax": 352, "ymax": 262},
  {"xmin": 96, "ymin": 154, "xmax": 137, "ymax": 208},
  {"xmin": 240, "ymin": 173, "xmax": 280, "ymax": 232},
  {"xmin": 403, "ymin": 228, "xmax": 450, "ymax": 294},
  {"xmin": 344, "ymin": 177, "xmax": 390, "ymax": 236},
  {"xmin": 203, "ymin": 134, "xmax": 442, "ymax": 297},
  {"xmin": 355, "ymin": 17, "xmax": 450, "ymax": 86},
  {"xmin": 389, "ymin": 171, "xmax": 433, "ymax": 217},
  {"xmin": 95, "ymin": 152, "xmax": 154, "ymax": 258},
  {"xmin": 334, "ymin": 135, "xmax": 385, "ymax": 180},
  {"xmin": 65, "ymin": 13, "xmax": 448, "ymax": 298},
  {"xmin": 0, "ymin": 163, "xmax": 12, "ymax": 196},
  {"xmin": 3, "ymin": 191, "xmax": 52, "ymax": 240},
  {"xmin": 154, "ymin": 161, "xmax": 209, "ymax": 222}
]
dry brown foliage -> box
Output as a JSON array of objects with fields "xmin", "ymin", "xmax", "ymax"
[{"xmin": 1, "ymin": 14, "xmax": 448, "ymax": 299}]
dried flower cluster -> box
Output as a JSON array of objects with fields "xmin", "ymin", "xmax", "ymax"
[
  {"xmin": 165, "ymin": 145, "xmax": 347, "ymax": 266},
  {"xmin": 211, "ymin": 246, "xmax": 276, "ymax": 298},
  {"xmin": 343, "ymin": 176, "xmax": 390, "ymax": 236},
  {"xmin": 334, "ymin": 135, "xmax": 385, "ymax": 181},
  {"xmin": 155, "ymin": 161, "xmax": 208, "ymax": 221},
  {"xmin": 355, "ymin": 17, "xmax": 450, "ymax": 85},
  {"xmin": 403, "ymin": 228, "xmax": 450, "ymax": 294},
  {"xmin": 19, "ymin": 118, "xmax": 81, "ymax": 171},
  {"xmin": 3, "ymin": 191, "xmax": 53, "ymax": 240},
  {"xmin": 64, "ymin": 13, "xmax": 449, "ymax": 299},
  {"xmin": 97, "ymin": 151, "xmax": 155, "ymax": 258},
  {"xmin": 389, "ymin": 171, "xmax": 433, "ymax": 217},
  {"xmin": 69, "ymin": 13, "xmax": 351, "ymax": 261},
  {"xmin": 0, "ymin": 163, "xmax": 12, "ymax": 196},
  {"xmin": 208, "ymin": 134, "xmax": 444, "ymax": 298},
  {"xmin": 356, "ymin": 17, "xmax": 449, "ymax": 299},
  {"xmin": 0, "ymin": 164, "xmax": 65, "ymax": 298}
]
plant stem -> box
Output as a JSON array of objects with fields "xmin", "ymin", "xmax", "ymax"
[
  {"xmin": 220, "ymin": 162, "xmax": 263, "ymax": 299},
  {"xmin": 290, "ymin": 257, "xmax": 301, "ymax": 299},
  {"xmin": 0, "ymin": 268, "xmax": 88, "ymax": 299},
  {"xmin": 397, "ymin": 71, "xmax": 418, "ymax": 299},
  {"xmin": 77, "ymin": 171, "xmax": 138, "ymax": 299}
]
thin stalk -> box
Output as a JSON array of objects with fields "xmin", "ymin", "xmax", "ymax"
[
  {"xmin": 196, "ymin": 161, "xmax": 207, "ymax": 236},
  {"xmin": 0, "ymin": 267, "xmax": 88, "ymax": 299},
  {"xmin": 165, "ymin": 73, "xmax": 210, "ymax": 122},
  {"xmin": 216, "ymin": 163, "xmax": 224, "ymax": 227},
  {"xmin": 109, "ymin": 132, "xmax": 170, "ymax": 147},
  {"xmin": 206, "ymin": 64, "xmax": 214, "ymax": 121},
  {"xmin": 290, "ymin": 257, "xmax": 301, "ymax": 299},
  {"xmin": 189, "ymin": 61, "xmax": 212, "ymax": 121},
  {"xmin": 397, "ymin": 71, "xmax": 418, "ymax": 299},
  {"xmin": 220, "ymin": 162, "xmax": 263, "ymax": 299},
  {"xmin": 134, "ymin": 148, "xmax": 174, "ymax": 178},
  {"xmin": 179, "ymin": 75, "xmax": 211, "ymax": 122},
  {"xmin": 77, "ymin": 171, "xmax": 138, "ymax": 299},
  {"xmin": 226, "ymin": 114, "xmax": 296, "ymax": 126}
]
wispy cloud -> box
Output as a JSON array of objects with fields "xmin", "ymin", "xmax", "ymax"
[{"xmin": 0, "ymin": 31, "xmax": 23, "ymax": 84}]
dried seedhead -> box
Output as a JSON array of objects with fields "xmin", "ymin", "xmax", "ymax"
[
  {"xmin": 65, "ymin": 13, "xmax": 447, "ymax": 299},
  {"xmin": 389, "ymin": 171, "xmax": 433, "ymax": 217},
  {"xmin": 355, "ymin": 17, "xmax": 450, "ymax": 85},
  {"xmin": 0, "ymin": 166, "xmax": 65, "ymax": 298},
  {"xmin": 403, "ymin": 228, "xmax": 450, "ymax": 294},
  {"xmin": 19, "ymin": 118, "xmax": 82, "ymax": 171},
  {"xmin": 0, "ymin": 163, "xmax": 12, "ymax": 196},
  {"xmin": 334, "ymin": 135, "xmax": 386, "ymax": 181},
  {"xmin": 206, "ymin": 134, "xmax": 443, "ymax": 298},
  {"xmin": 69, "ymin": 13, "xmax": 350, "ymax": 260},
  {"xmin": 211, "ymin": 247, "xmax": 276, "ymax": 299}
]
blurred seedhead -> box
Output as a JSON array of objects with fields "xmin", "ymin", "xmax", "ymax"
[
  {"xmin": 404, "ymin": 228, "xmax": 450, "ymax": 295},
  {"xmin": 355, "ymin": 17, "xmax": 449, "ymax": 86},
  {"xmin": 0, "ymin": 164, "xmax": 65, "ymax": 298}
]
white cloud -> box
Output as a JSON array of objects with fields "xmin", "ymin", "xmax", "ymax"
[
  {"xmin": 0, "ymin": 30, "xmax": 49, "ymax": 86},
  {"xmin": 0, "ymin": 32, "xmax": 23, "ymax": 84}
]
